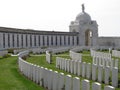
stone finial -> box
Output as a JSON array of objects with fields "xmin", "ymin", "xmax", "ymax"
[{"xmin": 82, "ymin": 4, "xmax": 85, "ymax": 12}]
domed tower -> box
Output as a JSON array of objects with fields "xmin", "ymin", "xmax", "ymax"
[{"xmin": 69, "ymin": 4, "xmax": 98, "ymax": 46}]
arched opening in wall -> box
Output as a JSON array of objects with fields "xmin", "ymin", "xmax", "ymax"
[{"xmin": 85, "ymin": 30, "xmax": 93, "ymax": 46}]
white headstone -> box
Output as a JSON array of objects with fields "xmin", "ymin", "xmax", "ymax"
[
  {"xmin": 82, "ymin": 79, "xmax": 90, "ymax": 90},
  {"xmin": 92, "ymin": 82, "xmax": 101, "ymax": 90},
  {"xmin": 86, "ymin": 63, "xmax": 91, "ymax": 79},
  {"xmin": 58, "ymin": 73, "xmax": 65, "ymax": 90},
  {"xmin": 104, "ymin": 86, "xmax": 115, "ymax": 90},
  {"xmin": 112, "ymin": 67, "xmax": 118, "ymax": 87},
  {"xmin": 73, "ymin": 77, "xmax": 80, "ymax": 90},
  {"xmin": 65, "ymin": 75, "xmax": 72, "ymax": 90}
]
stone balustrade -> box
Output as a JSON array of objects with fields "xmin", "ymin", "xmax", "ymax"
[{"xmin": 0, "ymin": 50, "xmax": 8, "ymax": 56}]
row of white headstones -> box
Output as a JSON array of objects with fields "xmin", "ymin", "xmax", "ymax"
[
  {"xmin": 56, "ymin": 57, "xmax": 118, "ymax": 88},
  {"xmin": 18, "ymin": 51, "xmax": 115, "ymax": 90}
]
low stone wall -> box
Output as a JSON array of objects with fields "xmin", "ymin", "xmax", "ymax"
[
  {"xmin": 56, "ymin": 57, "xmax": 118, "ymax": 87},
  {"xmin": 0, "ymin": 50, "xmax": 8, "ymax": 56}
]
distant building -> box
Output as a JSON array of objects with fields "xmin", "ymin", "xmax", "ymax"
[{"xmin": 0, "ymin": 4, "xmax": 120, "ymax": 49}]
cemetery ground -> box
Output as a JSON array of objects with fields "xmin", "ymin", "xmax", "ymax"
[
  {"xmin": 26, "ymin": 51, "xmax": 120, "ymax": 90},
  {"xmin": 0, "ymin": 56, "xmax": 44, "ymax": 90},
  {"xmin": 0, "ymin": 50, "xmax": 120, "ymax": 90}
]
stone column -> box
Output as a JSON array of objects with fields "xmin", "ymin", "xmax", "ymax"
[
  {"xmin": 14, "ymin": 34, "xmax": 17, "ymax": 48},
  {"xmin": 36, "ymin": 35, "xmax": 39, "ymax": 47},
  {"xmin": 61, "ymin": 36, "xmax": 64, "ymax": 46},
  {"xmin": 74, "ymin": 36, "xmax": 77, "ymax": 46},
  {"xmin": 5, "ymin": 33, "xmax": 8, "ymax": 48},
  {"xmin": 57, "ymin": 35, "xmax": 60, "ymax": 46},
  {"xmin": 49, "ymin": 35, "xmax": 51, "ymax": 46},
  {"xmin": 53, "ymin": 35, "xmax": 56, "ymax": 46},
  {"xmin": 44, "ymin": 35, "xmax": 47, "ymax": 46},
  {"xmin": 0, "ymin": 33, "xmax": 3, "ymax": 49},
  {"xmin": 65, "ymin": 36, "xmax": 68, "ymax": 46},
  {"xmin": 40, "ymin": 35, "xmax": 43, "ymax": 47},
  {"xmin": 32, "ymin": 35, "xmax": 35, "ymax": 47},
  {"xmin": 23, "ymin": 34, "xmax": 26, "ymax": 48},
  {"xmin": 9, "ymin": 33, "xmax": 13, "ymax": 48},
  {"xmin": 27, "ymin": 34, "xmax": 30, "ymax": 48},
  {"xmin": 70, "ymin": 36, "xmax": 73, "ymax": 46}
]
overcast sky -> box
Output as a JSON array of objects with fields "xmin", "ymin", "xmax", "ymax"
[{"xmin": 0, "ymin": 0, "xmax": 120, "ymax": 36}]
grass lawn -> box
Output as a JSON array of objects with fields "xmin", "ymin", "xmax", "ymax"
[{"xmin": 0, "ymin": 56, "xmax": 44, "ymax": 90}]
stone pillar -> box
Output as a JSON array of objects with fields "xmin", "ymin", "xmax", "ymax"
[
  {"xmin": 44, "ymin": 35, "xmax": 47, "ymax": 46},
  {"xmin": 112, "ymin": 67, "xmax": 118, "ymax": 87},
  {"xmin": 57, "ymin": 35, "xmax": 60, "ymax": 46},
  {"xmin": 49, "ymin": 35, "xmax": 51, "ymax": 46},
  {"xmin": 23, "ymin": 34, "xmax": 26, "ymax": 48},
  {"xmin": 73, "ymin": 77, "xmax": 80, "ymax": 90},
  {"xmin": 61, "ymin": 36, "xmax": 64, "ymax": 46},
  {"xmin": 18, "ymin": 34, "xmax": 22, "ymax": 48},
  {"xmin": 86, "ymin": 63, "xmax": 91, "ymax": 79},
  {"xmin": 0, "ymin": 33, "xmax": 3, "ymax": 49},
  {"xmin": 36, "ymin": 35, "xmax": 39, "ymax": 47},
  {"xmin": 65, "ymin": 75, "xmax": 72, "ymax": 90},
  {"xmin": 27, "ymin": 34, "xmax": 30, "ymax": 48},
  {"xmin": 92, "ymin": 82, "xmax": 101, "ymax": 90},
  {"xmin": 5, "ymin": 33, "xmax": 8, "ymax": 48},
  {"xmin": 32, "ymin": 35, "xmax": 35, "ymax": 47},
  {"xmin": 74, "ymin": 36, "xmax": 77, "ymax": 46},
  {"xmin": 14, "ymin": 34, "xmax": 18, "ymax": 48},
  {"xmin": 9, "ymin": 33, "xmax": 13, "ymax": 48},
  {"xmin": 58, "ymin": 73, "xmax": 65, "ymax": 90},
  {"xmin": 98, "ymin": 65, "xmax": 103, "ymax": 83},
  {"xmin": 92, "ymin": 64, "xmax": 97, "ymax": 81},
  {"xmin": 81, "ymin": 79, "xmax": 90, "ymax": 90},
  {"xmin": 104, "ymin": 86, "xmax": 115, "ymax": 90},
  {"xmin": 104, "ymin": 66, "xmax": 110, "ymax": 84},
  {"xmin": 53, "ymin": 35, "xmax": 56, "ymax": 46},
  {"xmin": 65, "ymin": 36, "xmax": 68, "ymax": 46},
  {"xmin": 70, "ymin": 36, "xmax": 73, "ymax": 46},
  {"xmin": 40, "ymin": 35, "xmax": 43, "ymax": 47}
]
